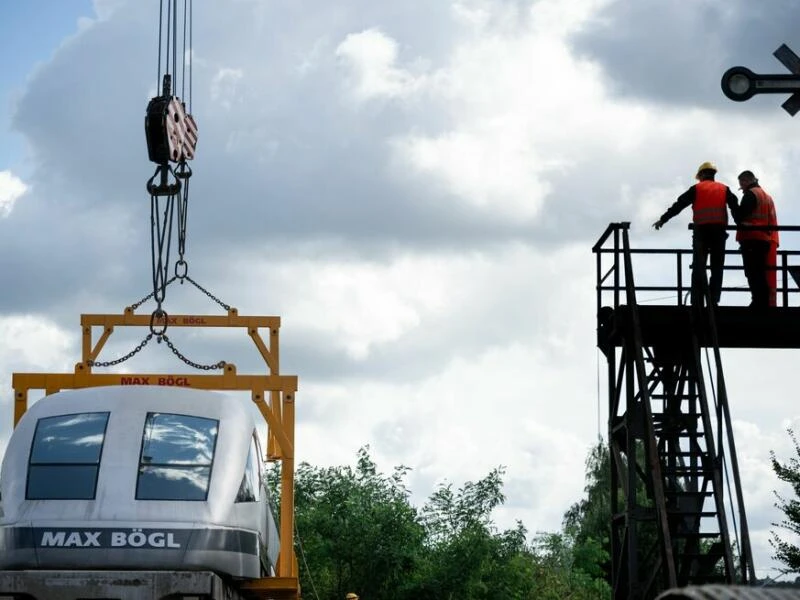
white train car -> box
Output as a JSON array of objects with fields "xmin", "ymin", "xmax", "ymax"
[{"xmin": 0, "ymin": 386, "xmax": 280, "ymax": 579}]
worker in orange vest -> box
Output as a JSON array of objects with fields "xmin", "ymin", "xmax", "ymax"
[
  {"xmin": 735, "ymin": 170, "xmax": 779, "ymax": 308},
  {"xmin": 653, "ymin": 161, "xmax": 739, "ymax": 306}
]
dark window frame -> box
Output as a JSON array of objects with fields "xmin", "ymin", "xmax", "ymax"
[
  {"xmin": 26, "ymin": 411, "xmax": 110, "ymax": 501},
  {"xmin": 135, "ymin": 411, "xmax": 219, "ymax": 501}
]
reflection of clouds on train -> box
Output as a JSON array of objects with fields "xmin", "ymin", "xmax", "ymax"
[
  {"xmin": 40, "ymin": 432, "xmax": 104, "ymax": 448},
  {"xmin": 72, "ymin": 434, "xmax": 104, "ymax": 447},
  {"xmin": 0, "ymin": 387, "xmax": 280, "ymax": 577},
  {"xmin": 139, "ymin": 413, "xmax": 218, "ymax": 500},
  {"xmin": 138, "ymin": 465, "xmax": 210, "ymax": 500},
  {"xmin": 37, "ymin": 412, "xmax": 107, "ymax": 457},
  {"xmin": 142, "ymin": 413, "xmax": 217, "ymax": 464},
  {"xmin": 31, "ymin": 413, "xmax": 107, "ymax": 472}
]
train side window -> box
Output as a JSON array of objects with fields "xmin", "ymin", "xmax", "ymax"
[
  {"xmin": 235, "ymin": 434, "xmax": 261, "ymax": 503},
  {"xmin": 27, "ymin": 412, "xmax": 110, "ymax": 500},
  {"xmin": 136, "ymin": 412, "xmax": 219, "ymax": 501}
]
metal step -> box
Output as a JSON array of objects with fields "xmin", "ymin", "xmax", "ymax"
[
  {"xmin": 670, "ymin": 531, "xmax": 723, "ymax": 540},
  {"xmin": 661, "ymin": 466, "xmax": 714, "ymax": 476},
  {"xmin": 659, "ymin": 451, "xmax": 706, "ymax": 457},
  {"xmin": 667, "ymin": 510, "xmax": 718, "ymax": 517}
]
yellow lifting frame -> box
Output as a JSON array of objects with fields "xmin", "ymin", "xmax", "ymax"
[{"xmin": 11, "ymin": 306, "xmax": 301, "ymax": 600}]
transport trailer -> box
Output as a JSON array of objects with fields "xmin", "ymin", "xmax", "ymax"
[{"xmin": 0, "ymin": 569, "xmax": 250, "ymax": 600}]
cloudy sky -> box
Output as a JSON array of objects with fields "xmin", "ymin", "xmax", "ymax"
[{"xmin": 3, "ymin": 0, "xmax": 800, "ymax": 581}]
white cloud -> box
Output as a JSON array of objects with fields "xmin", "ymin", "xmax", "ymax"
[
  {"xmin": 0, "ymin": 316, "xmax": 73, "ymax": 370},
  {"xmin": 92, "ymin": 0, "xmax": 127, "ymax": 20},
  {"xmin": 0, "ymin": 316, "xmax": 75, "ymax": 451},
  {"xmin": 0, "ymin": 171, "xmax": 27, "ymax": 217},
  {"xmin": 336, "ymin": 28, "xmax": 424, "ymax": 102},
  {"xmin": 296, "ymin": 36, "xmax": 331, "ymax": 77},
  {"xmin": 295, "ymin": 336, "xmax": 599, "ymax": 534},
  {"xmin": 210, "ymin": 67, "xmax": 244, "ymax": 111},
  {"xmin": 217, "ymin": 239, "xmax": 594, "ymax": 371},
  {"xmin": 386, "ymin": 1, "xmax": 656, "ymax": 223},
  {"xmin": 395, "ymin": 130, "xmax": 559, "ymax": 221},
  {"xmin": 285, "ymin": 257, "xmax": 447, "ymax": 361}
]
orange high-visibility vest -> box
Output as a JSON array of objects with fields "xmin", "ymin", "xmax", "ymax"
[
  {"xmin": 736, "ymin": 186, "xmax": 778, "ymax": 245},
  {"xmin": 692, "ymin": 180, "xmax": 728, "ymax": 225}
]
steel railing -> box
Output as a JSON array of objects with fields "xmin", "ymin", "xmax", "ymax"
[{"xmin": 593, "ymin": 222, "xmax": 800, "ymax": 314}]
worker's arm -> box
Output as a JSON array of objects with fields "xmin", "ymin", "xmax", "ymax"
[
  {"xmin": 725, "ymin": 187, "xmax": 740, "ymax": 223},
  {"xmin": 735, "ymin": 190, "xmax": 757, "ymax": 223},
  {"xmin": 653, "ymin": 186, "xmax": 695, "ymax": 229}
]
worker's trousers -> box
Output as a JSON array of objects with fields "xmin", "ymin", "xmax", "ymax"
[
  {"xmin": 691, "ymin": 226, "xmax": 727, "ymax": 307},
  {"xmin": 739, "ymin": 239, "xmax": 772, "ymax": 308}
]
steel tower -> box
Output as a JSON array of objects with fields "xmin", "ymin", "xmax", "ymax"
[{"xmin": 594, "ymin": 222, "xmax": 800, "ymax": 599}]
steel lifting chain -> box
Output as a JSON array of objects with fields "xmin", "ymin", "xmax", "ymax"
[
  {"xmin": 87, "ymin": 334, "xmax": 155, "ymax": 368},
  {"xmin": 129, "ymin": 275, "xmax": 178, "ymax": 312},
  {"xmin": 87, "ymin": 332, "xmax": 225, "ymax": 371},
  {"xmin": 161, "ymin": 334, "xmax": 226, "ymax": 370},
  {"xmin": 185, "ymin": 275, "xmax": 232, "ymax": 311},
  {"xmin": 132, "ymin": 277, "xmax": 229, "ymax": 315}
]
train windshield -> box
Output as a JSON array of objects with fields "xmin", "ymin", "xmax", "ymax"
[
  {"xmin": 136, "ymin": 412, "xmax": 219, "ymax": 501},
  {"xmin": 27, "ymin": 412, "xmax": 110, "ymax": 500}
]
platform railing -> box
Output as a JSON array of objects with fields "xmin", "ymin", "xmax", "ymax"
[{"xmin": 593, "ymin": 222, "xmax": 800, "ymax": 313}]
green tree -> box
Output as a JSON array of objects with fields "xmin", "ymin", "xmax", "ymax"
[
  {"xmin": 532, "ymin": 532, "xmax": 611, "ymax": 599},
  {"xmin": 770, "ymin": 428, "xmax": 800, "ymax": 572},
  {"xmin": 409, "ymin": 467, "xmax": 540, "ymax": 599},
  {"xmin": 267, "ymin": 447, "xmax": 614, "ymax": 599},
  {"xmin": 268, "ymin": 447, "xmax": 424, "ymax": 600},
  {"xmin": 562, "ymin": 441, "xmax": 612, "ymax": 583}
]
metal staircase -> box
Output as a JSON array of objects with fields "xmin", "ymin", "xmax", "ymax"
[{"xmin": 594, "ymin": 222, "xmax": 757, "ymax": 599}]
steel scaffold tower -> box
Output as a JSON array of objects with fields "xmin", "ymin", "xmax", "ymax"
[{"xmin": 591, "ymin": 222, "xmax": 800, "ymax": 599}]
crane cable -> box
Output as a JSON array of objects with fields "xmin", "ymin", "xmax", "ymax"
[
  {"xmin": 175, "ymin": 0, "xmax": 193, "ymax": 281},
  {"xmin": 145, "ymin": 0, "xmax": 197, "ymax": 335},
  {"xmin": 90, "ymin": 1, "xmax": 228, "ymax": 370}
]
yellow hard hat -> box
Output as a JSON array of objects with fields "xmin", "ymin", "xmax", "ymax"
[
  {"xmin": 695, "ymin": 161, "xmax": 717, "ymax": 179},
  {"xmin": 345, "ymin": 594, "xmax": 359, "ymax": 600}
]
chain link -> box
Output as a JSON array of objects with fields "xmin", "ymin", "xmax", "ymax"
[
  {"xmin": 150, "ymin": 308, "xmax": 169, "ymax": 336},
  {"xmin": 174, "ymin": 259, "xmax": 188, "ymax": 280},
  {"xmin": 88, "ymin": 333, "xmax": 154, "ymax": 367},
  {"xmin": 130, "ymin": 276, "xmax": 178, "ymax": 311},
  {"xmin": 185, "ymin": 275, "xmax": 231, "ymax": 311},
  {"xmin": 161, "ymin": 334, "xmax": 226, "ymax": 370}
]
